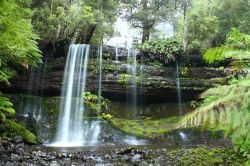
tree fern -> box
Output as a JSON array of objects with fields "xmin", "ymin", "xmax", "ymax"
[{"xmin": 179, "ymin": 76, "xmax": 250, "ymax": 163}]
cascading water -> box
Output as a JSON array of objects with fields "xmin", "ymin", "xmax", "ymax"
[
  {"xmin": 126, "ymin": 49, "xmax": 137, "ymax": 114},
  {"xmin": 115, "ymin": 47, "xmax": 119, "ymax": 62},
  {"xmin": 131, "ymin": 52, "xmax": 137, "ymax": 115},
  {"xmin": 97, "ymin": 46, "xmax": 103, "ymax": 109},
  {"xmin": 176, "ymin": 61, "xmax": 182, "ymax": 116},
  {"xmin": 127, "ymin": 50, "xmax": 137, "ymax": 110},
  {"xmin": 176, "ymin": 61, "xmax": 187, "ymax": 141},
  {"xmin": 51, "ymin": 44, "xmax": 100, "ymax": 147},
  {"xmin": 124, "ymin": 49, "xmax": 147, "ymax": 145},
  {"xmin": 21, "ymin": 64, "xmax": 46, "ymax": 122}
]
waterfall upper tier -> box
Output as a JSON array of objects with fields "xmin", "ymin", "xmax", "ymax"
[{"xmin": 2, "ymin": 45, "xmax": 227, "ymax": 103}]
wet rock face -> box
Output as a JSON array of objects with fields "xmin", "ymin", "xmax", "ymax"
[{"xmin": 1, "ymin": 45, "xmax": 226, "ymax": 102}]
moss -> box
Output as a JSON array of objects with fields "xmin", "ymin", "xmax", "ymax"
[
  {"xmin": 88, "ymin": 59, "xmax": 121, "ymax": 75},
  {"xmin": 166, "ymin": 147, "xmax": 246, "ymax": 166},
  {"xmin": 0, "ymin": 119, "xmax": 37, "ymax": 144},
  {"xmin": 180, "ymin": 67, "xmax": 189, "ymax": 77},
  {"xmin": 44, "ymin": 97, "xmax": 60, "ymax": 117},
  {"xmin": 103, "ymin": 115, "xmax": 180, "ymax": 139},
  {"xmin": 209, "ymin": 77, "xmax": 228, "ymax": 84},
  {"xmin": 102, "ymin": 113, "xmax": 113, "ymax": 120}
]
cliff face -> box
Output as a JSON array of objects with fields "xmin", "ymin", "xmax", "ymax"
[{"xmin": 1, "ymin": 45, "xmax": 226, "ymax": 103}]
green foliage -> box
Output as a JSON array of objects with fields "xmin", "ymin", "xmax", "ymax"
[
  {"xmin": 0, "ymin": 94, "xmax": 15, "ymax": 122},
  {"xmin": 146, "ymin": 60, "xmax": 164, "ymax": 67},
  {"xmin": 180, "ymin": 67, "xmax": 189, "ymax": 77},
  {"xmin": 88, "ymin": 59, "xmax": 120, "ymax": 75},
  {"xmin": 179, "ymin": 76, "xmax": 250, "ymax": 164},
  {"xmin": 32, "ymin": 0, "xmax": 118, "ymax": 44},
  {"xmin": 83, "ymin": 91, "xmax": 110, "ymax": 113},
  {"xmin": 203, "ymin": 29, "xmax": 250, "ymax": 64},
  {"xmin": 138, "ymin": 38, "xmax": 182, "ymax": 63},
  {"xmin": 185, "ymin": 2, "xmax": 219, "ymax": 53},
  {"xmin": 226, "ymin": 28, "xmax": 250, "ymax": 50},
  {"xmin": 104, "ymin": 115, "xmax": 180, "ymax": 139},
  {"xmin": 184, "ymin": 0, "xmax": 250, "ymax": 53},
  {"xmin": 101, "ymin": 113, "xmax": 113, "ymax": 120},
  {"xmin": 117, "ymin": 74, "xmax": 142, "ymax": 87},
  {"xmin": 0, "ymin": 0, "xmax": 41, "ymax": 66},
  {"xmin": 0, "ymin": 119, "xmax": 37, "ymax": 144},
  {"xmin": 125, "ymin": 0, "xmax": 176, "ymax": 42},
  {"xmin": 203, "ymin": 47, "xmax": 234, "ymax": 64},
  {"xmin": 117, "ymin": 74, "xmax": 133, "ymax": 86},
  {"xmin": 0, "ymin": 93, "xmax": 37, "ymax": 143}
]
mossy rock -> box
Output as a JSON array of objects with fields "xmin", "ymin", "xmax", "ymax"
[
  {"xmin": 0, "ymin": 119, "xmax": 37, "ymax": 144},
  {"xmin": 165, "ymin": 147, "xmax": 246, "ymax": 166},
  {"xmin": 103, "ymin": 115, "xmax": 180, "ymax": 139}
]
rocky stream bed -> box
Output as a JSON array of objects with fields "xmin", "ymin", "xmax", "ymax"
[{"xmin": 0, "ymin": 141, "xmax": 246, "ymax": 166}]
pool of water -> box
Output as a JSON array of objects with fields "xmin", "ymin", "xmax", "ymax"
[{"xmin": 7, "ymin": 94, "xmax": 228, "ymax": 150}]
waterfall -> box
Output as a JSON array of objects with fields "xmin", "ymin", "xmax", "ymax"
[
  {"xmin": 98, "ymin": 46, "xmax": 103, "ymax": 107},
  {"xmin": 115, "ymin": 47, "xmax": 119, "ymax": 62},
  {"xmin": 176, "ymin": 61, "xmax": 182, "ymax": 116},
  {"xmin": 131, "ymin": 52, "xmax": 137, "ymax": 114},
  {"xmin": 127, "ymin": 50, "xmax": 137, "ymax": 109},
  {"xmin": 22, "ymin": 64, "xmax": 46, "ymax": 122},
  {"xmin": 51, "ymin": 44, "xmax": 100, "ymax": 147},
  {"xmin": 124, "ymin": 49, "xmax": 145, "ymax": 145}
]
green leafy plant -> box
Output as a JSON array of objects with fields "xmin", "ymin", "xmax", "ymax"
[
  {"xmin": 83, "ymin": 91, "xmax": 110, "ymax": 113},
  {"xmin": 117, "ymin": 74, "xmax": 142, "ymax": 86},
  {"xmin": 203, "ymin": 29, "xmax": 250, "ymax": 64},
  {"xmin": 138, "ymin": 38, "xmax": 182, "ymax": 63},
  {"xmin": 0, "ymin": 93, "xmax": 37, "ymax": 143},
  {"xmin": 226, "ymin": 28, "xmax": 250, "ymax": 50},
  {"xmin": 0, "ymin": 0, "xmax": 42, "ymax": 65},
  {"xmin": 0, "ymin": 93, "xmax": 15, "ymax": 122},
  {"xmin": 180, "ymin": 67, "xmax": 189, "ymax": 77}
]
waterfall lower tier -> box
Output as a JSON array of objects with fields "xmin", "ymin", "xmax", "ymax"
[
  {"xmin": 176, "ymin": 61, "xmax": 182, "ymax": 116},
  {"xmin": 50, "ymin": 44, "xmax": 100, "ymax": 147}
]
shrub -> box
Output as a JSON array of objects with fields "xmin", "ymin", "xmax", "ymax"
[{"xmin": 138, "ymin": 38, "xmax": 182, "ymax": 64}]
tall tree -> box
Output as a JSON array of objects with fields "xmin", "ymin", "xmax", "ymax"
[
  {"xmin": 184, "ymin": 0, "xmax": 250, "ymax": 53},
  {"xmin": 125, "ymin": 0, "xmax": 176, "ymax": 43},
  {"xmin": 32, "ymin": 0, "xmax": 118, "ymax": 45}
]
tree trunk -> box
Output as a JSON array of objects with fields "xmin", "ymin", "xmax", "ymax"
[
  {"xmin": 74, "ymin": 24, "xmax": 97, "ymax": 44},
  {"xmin": 142, "ymin": 26, "xmax": 150, "ymax": 43},
  {"xmin": 83, "ymin": 24, "xmax": 97, "ymax": 44}
]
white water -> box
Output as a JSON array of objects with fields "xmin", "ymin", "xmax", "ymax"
[
  {"xmin": 115, "ymin": 47, "xmax": 119, "ymax": 62},
  {"xmin": 123, "ymin": 49, "xmax": 146, "ymax": 145},
  {"xmin": 126, "ymin": 50, "xmax": 137, "ymax": 110},
  {"xmin": 176, "ymin": 61, "xmax": 182, "ymax": 116},
  {"xmin": 51, "ymin": 44, "xmax": 100, "ymax": 147},
  {"xmin": 131, "ymin": 52, "xmax": 137, "ymax": 112},
  {"xmin": 22, "ymin": 64, "xmax": 46, "ymax": 122},
  {"xmin": 98, "ymin": 46, "xmax": 103, "ymax": 106}
]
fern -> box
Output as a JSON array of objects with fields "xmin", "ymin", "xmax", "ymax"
[
  {"xmin": 0, "ymin": 93, "xmax": 15, "ymax": 122},
  {"xmin": 179, "ymin": 76, "xmax": 250, "ymax": 162},
  {"xmin": 226, "ymin": 28, "xmax": 250, "ymax": 50},
  {"xmin": 203, "ymin": 28, "xmax": 250, "ymax": 65},
  {"xmin": 203, "ymin": 47, "xmax": 234, "ymax": 64},
  {"xmin": 0, "ymin": 68, "xmax": 16, "ymax": 87}
]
